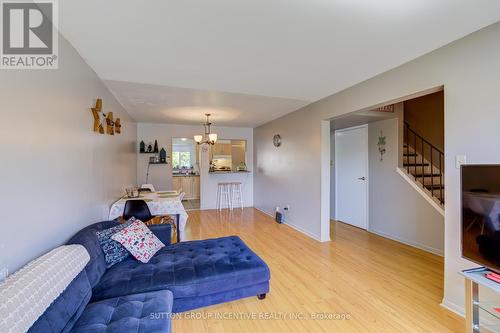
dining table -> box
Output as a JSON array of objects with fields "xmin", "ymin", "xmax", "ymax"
[{"xmin": 109, "ymin": 191, "xmax": 189, "ymax": 241}]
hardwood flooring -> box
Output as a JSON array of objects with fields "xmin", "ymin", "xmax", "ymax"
[
  {"xmin": 172, "ymin": 208, "xmax": 463, "ymax": 332},
  {"xmin": 182, "ymin": 199, "xmax": 201, "ymax": 211}
]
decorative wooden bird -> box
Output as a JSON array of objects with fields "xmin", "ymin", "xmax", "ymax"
[
  {"xmin": 115, "ymin": 118, "xmax": 121, "ymax": 134},
  {"xmin": 91, "ymin": 98, "xmax": 121, "ymax": 135},
  {"xmin": 106, "ymin": 112, "xmax": 114, "ymax": 135},
  {"xmin": 91, "ymin": 98, "xmax": 104, "ymax": 134}
]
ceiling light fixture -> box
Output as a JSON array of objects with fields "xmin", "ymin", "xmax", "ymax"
[{"xmin": 194, "ymin": 113, "xmax": 218, "ymax": 145}]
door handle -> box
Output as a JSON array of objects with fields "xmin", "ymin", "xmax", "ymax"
[{"xmin": 357, "ymin": 177, "xmax": 366, "ymax": 180}]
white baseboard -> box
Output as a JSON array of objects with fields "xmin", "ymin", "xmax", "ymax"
[
  {"xmin": 369, "ymin": 228, "xmax": 444, "ymax": 256},
  {"xmin": 254, "ymin": 207, "xmax": 323, "ymax": 242},
  {"xmin": 256, "ymin": 207, "xmax": 442, "ymax": 255},
  {"xmin": 440, "ymin": 298, "xmax": 464, "ymax": 317},
  {"xmin": 284, "ymin": 221, "xmax": 323, "ymax": 242},
  {"xmin": 253, "ymin": 207, "xmax": 275, "ymax": 218}
]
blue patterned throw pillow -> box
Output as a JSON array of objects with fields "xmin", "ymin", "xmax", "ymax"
[{"xmin": 96, "ymin": 218, "xmax": 135, "ymax": 267}]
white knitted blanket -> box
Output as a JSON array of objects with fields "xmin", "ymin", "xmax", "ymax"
[{"xmin": 0, "ymin": 245, "xmax": 90, "ymax": 333}]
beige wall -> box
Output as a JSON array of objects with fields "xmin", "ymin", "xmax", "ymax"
[
  {"xmin": 254, "ymin": 22, "xmax": 500, "ymax": 314},
  {"xmin": 404, "ymin": 91, "xmax": 444, "ymax": 152},
  {"xmin": 368, "ymin": 118, "xmax": 444, "ymax": 254},
  {"xmin": 0, "ymin": 35, "xmax": 137, "ymax": 275}
]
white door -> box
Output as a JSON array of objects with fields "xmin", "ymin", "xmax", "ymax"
[{"xmin": 335, "ymin": 125, "xmax": 368, "ymax": 229}]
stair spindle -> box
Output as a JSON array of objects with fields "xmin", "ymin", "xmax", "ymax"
[
  {"xmin": 421, "ymin": 137, "xmax": 424, "ymax": 189},
  {"xmin": 439, "ymin": 154, "xmax": 443, "ymax": 203},
  {"xmin": 404, "ymin": 122, "xmax": 444, "ymax": 205},
  {"xmin": 430, "ymin": 146, "xmax": 434, "ymax": 196}
]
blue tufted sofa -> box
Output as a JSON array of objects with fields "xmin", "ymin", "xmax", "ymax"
[
  {"xmin": 28, "ymin": 220, "xmax": 270, "ymax": 333},
  {"xmin": 67, "ymin": 220, "xmax": 270, "ymax": 313},
  {"xmin": 28, "ymin": 221, "xmax": 174, "ymax": 333}
]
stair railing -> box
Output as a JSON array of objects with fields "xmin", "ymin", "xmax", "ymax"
[{"xmin": 404, "ymin": 122, "xmax": 444, "ymax": 205}]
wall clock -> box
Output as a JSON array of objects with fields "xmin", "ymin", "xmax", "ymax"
[{"xmin": 273, "ymin": 134, "xmax": 281, "ymax": 147}]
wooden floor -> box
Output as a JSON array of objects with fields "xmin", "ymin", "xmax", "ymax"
[
  {"xmin": 182, "ymin": 199, "xmax": 200, "ymax": 211},
  {"xmin": 173, "ymin": 208, "xmax": 463, "ymax": 332}
]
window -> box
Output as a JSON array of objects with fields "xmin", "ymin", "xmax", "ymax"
[{"xmin": 172, "ymin": 151, "xmax": 192, "ymax": 169}]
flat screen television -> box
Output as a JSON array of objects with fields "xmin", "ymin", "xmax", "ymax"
[{"xmin": 462, "ymin": 165, "xmax": 500, "ymax": 272}]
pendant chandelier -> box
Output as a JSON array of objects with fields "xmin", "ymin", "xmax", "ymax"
[{"xmin": 194, "ymin": 113, "xmax": 218, "ymax": 145}]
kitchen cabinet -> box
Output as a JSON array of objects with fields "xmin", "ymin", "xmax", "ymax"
[
  {"xmin": 212, "ymin": 142, "xmax": 231, "ymax": 156},
  {"xmin": 231, "ymin": 141, "xmax": 246, "ymax": 170},
  {"xmin": 181, "ymin": 177, "xmax": 192, "ymax": 198},
  {"xmin": 172, "ymin": 177, "xmax": 181, "ymax": 192},
  {"xmin": 192, "ymin": 177, "xmax": 200, "ymax": 198},
  {"xmin": 172, "ymin": 176, "xmax": 200, "ymax": 200}
]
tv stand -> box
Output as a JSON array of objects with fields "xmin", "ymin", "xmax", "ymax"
[{"xmin": 461, "ymin": 267, "xmax": 500, "ymax": 333}]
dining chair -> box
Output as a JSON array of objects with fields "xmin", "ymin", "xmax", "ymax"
[
  {"xmin": 230, "ymin": 182, "xmax": 244, "ymax": 210},
  {"xmin": 141, "ymin": 184, "xmax": 156, "ymax": 192},
  {"xmin": 123, "ymin": 200, "xmax": 154, "ymax": 223},
  {"xmin": 216, "ymin": 183, "xmax": 232, "ymax": 211}
]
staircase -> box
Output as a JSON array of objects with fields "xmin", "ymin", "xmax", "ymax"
[{"xmin": 402, "ymin": 123, "xmax": 444, "ymax": 206}]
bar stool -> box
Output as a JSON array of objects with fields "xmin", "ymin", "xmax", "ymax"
[
  {"xmin": 216, "ymin": 182, "xmax": 232, "ymax": 211},
  {"xmin": 230, "ymin": 182, "xmax": 244, "ymax": 210}
]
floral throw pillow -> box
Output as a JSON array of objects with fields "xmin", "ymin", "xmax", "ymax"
[
  {"xmin": 96, "ymin": 218, "xmax": 136, "ymax": 267},
  {"xmin": 111, "ymin": 220, "xmax": 165, "ymax": 263},
  {"xmin": 96, "ymin": 218, "xmax": 136, "ymax": 268}
]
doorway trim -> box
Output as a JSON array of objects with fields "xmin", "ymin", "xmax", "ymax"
[
  {"xmin": 320, "ymin": 86, "xmax": 444, "ymax": 241},
  {"xmin": 334, "ymin": 124, "xmax": 369, "ymax": 230},
  {"xmin": 320, "ymin": 120, "xmax": 331, "ymax": 242}
]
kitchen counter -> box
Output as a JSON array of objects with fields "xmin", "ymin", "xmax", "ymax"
[
  {"xmin": 209, "ymin": 170, "xmax": 251, "ymax": 174},
  {"xmin": 172, "ymin": 174, "xmax": 200, "ymax": 177}
]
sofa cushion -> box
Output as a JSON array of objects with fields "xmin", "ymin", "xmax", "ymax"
[
  {"xmin": 67, "ymin": 221, "xmax": 120, "ymax": 288},
  {"xmin": 70, "ymin": 290, "xmax": 173, "ymax": 333},
  {"xmin": 147, "ymin": 224, "xmax": 172, "ymax": 246},
  {"xmin": 28, "ymin": 271, "xmax": 92, "ymax": 333},
  {"xmin": 96, "ymin": 218, "xmax": 135, "ymax": 268},
  {"xmin": 92, "ymin": 236, "xmax": 270, "ymax": 302}
]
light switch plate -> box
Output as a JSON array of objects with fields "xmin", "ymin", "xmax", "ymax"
[
  {"xmin": 0, "ymin": 268, "xmax": 8, "ymax": 282},
  {"xmin": 456, "ymin": 155, "xmax": 467, "ymax": 169}
]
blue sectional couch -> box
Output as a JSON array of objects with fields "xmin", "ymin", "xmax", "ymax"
[{"xmin": 29, "ymin": 220, "xmax": 270, "ymax": 332}]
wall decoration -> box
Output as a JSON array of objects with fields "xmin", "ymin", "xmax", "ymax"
[
  {"xmin": 154, "ymin": 140, "xmax": 159, "ymax": 153},
  {"xmin": 159, "ymin": 148, "xmax": 167, "ymax": 163},
  {"xmin": 377, "ymin": 130, "xmax": 386, "ymax": 161},
  {"xmin": 372, "ymin": 104, "xmax": 395, "ymax": 113},
  {"xmin": 273, "ymin": 134, "xmax": 281, "ymax": 147},
  {"xmin": 90, "ymin": 98, "xmax": 121, "ymax": 135},
  {"xmin": 106, "ymin": 112, "xmax": 114, "ymax": 135},
  {"xmin": 115, "ymin": 118, "xmax": 121, "ymax": 134},
  {"xmin": 91, "ymin": 99, "xmax": 104, "ymax": 134}
]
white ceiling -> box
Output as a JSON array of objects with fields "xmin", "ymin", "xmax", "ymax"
[
  {"xmin": 331, "ymin": 110, "xmax": 397, "ymax": 131},
  {"xmin": 58, "ymin": 0, "xmax": 500, "ymax": 127},
  {"xmin": 104, "ymin": 80, "xmax": 308, "ymax": 127}
]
